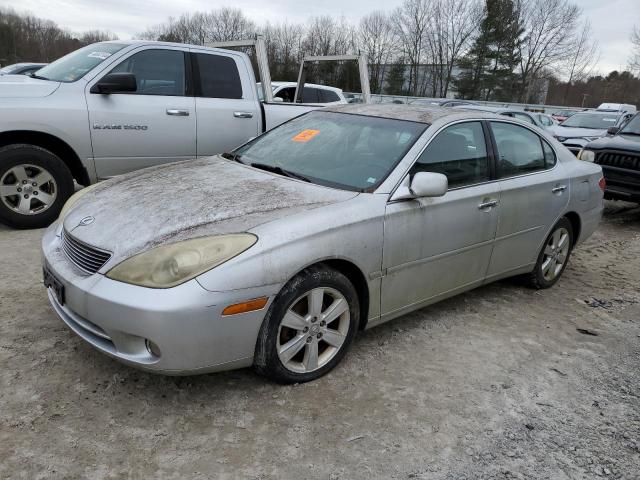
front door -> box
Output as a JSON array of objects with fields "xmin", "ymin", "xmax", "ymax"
[
  {"xmin": 86, "ymin": 47, "xmax": 196, "ymax": 178},
  {"xmin": 486, "ymin": 120, "xmax": 569, "ymax": 278},
  {"xmin": 381, "ymin": 121, "xmax": 500, "ymax": 316}
]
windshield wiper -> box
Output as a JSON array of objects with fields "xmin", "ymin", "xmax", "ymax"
[
  {"xmin": 250, "ymin": 162, "xmax": 311, "ymax": 182},
  {"xmin": 621, "ymin": 131, "xmax": 640, "ymax": 136},
  {"xmin": 221, "ymin": 152, "xmax": 245, "ymax": 164},
  {"xmin": 29, "ymin": 73, "xmax": 49, "ymax": 80}
]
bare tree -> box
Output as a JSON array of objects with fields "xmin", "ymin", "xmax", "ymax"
[
  {"xmin": 562, "ymin": 20, "xmax": 600, "ymax": 102},
  {"xmin": 358, "ymin": 11, "xmax": 397, "ymax": 93},
  {"xmin": 630, "ymin": 25, "xmax": 640, "ymax": 72},
  {"xmin": 391, "ymin": 0, "xmax": 433, "ymax": 96},
  {"xmin": 517, "ymin": 0, "xmax": 581, "ymax": 102}
]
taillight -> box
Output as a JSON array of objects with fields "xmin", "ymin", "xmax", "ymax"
[{"xmin": 598, "ymin": 177, "xmax": 606, "ymax": 192}]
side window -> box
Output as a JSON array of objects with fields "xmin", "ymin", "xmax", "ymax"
[
  {"xmin": 542, "ymin": 140, "xmax": 556, "ymax": 167},
  {"xmin": 491, "ymin": 122, "xmax": 547, "ymax": 177},
  {"xmin": 195, "ymin": 53, "xmax": 242, "ymax": 99},
  {"xmin": 410, "ymin": 121, "xmax": 489, "ymax": 188},
  {"xmin": 302, "ymin": 87, "xmax": 320, "ymax": 103},
  {"xmin": 275, "ymin": 87, "xmax": 296, "ymax": 103},
  {"xmin": 110, "ymin": 49, "xmax": 185, "ymax": 96},
  {"xmin": 319, "ymin": 89, "xmax": 340, "ymax": 103},
  {"xmin": 514, "ymin": 112, "xmax": 535, "ymax": 124}
]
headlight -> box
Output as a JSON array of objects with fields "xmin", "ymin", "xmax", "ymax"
[
  {"xmin": 578, "ymin": 149, "xmax": 595, "ymax": 162},
  {"xmin": 106, "ymin": 234, "xmax": 257, "ymax": 288},
  {"xmin": 58, "ymin": 183, "xmax": 102, "ymax": 220}
]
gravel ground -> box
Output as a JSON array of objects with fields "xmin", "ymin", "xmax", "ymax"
[{"xmin": 1, "ymin": 201, "xmax": 639, "ymax": 480}]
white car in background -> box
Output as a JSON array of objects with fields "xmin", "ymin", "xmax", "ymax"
[{"xmin": 258, "ymin": 81, "xmax": 347, "ymax": 105}]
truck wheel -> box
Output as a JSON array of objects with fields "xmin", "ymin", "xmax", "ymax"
[{"xmin": 0, "ymin": 144, "xmax": 74, "ymax": 229}]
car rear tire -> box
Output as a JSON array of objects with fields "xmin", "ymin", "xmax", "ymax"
[
  {"xmin": 0, "ymin": 144, "xmax": 74, "ymax": 229},
  {"xmin": 527, "ymin": 217, "xmax": 574, "ymax": 289},
  {"xmin": 254, "ymin": 265, "xmax": 360, "ymax": 384}
]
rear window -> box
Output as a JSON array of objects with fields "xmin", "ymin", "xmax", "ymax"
[
  {"xmin": 319, "ymin": 89, "xmax": 340, "ymax": 103},
  {"xmin": 195, "ymin": 53, "xmax": 242, "ymax": 99}
]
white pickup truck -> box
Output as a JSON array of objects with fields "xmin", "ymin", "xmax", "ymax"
[{"xmin": 0, "ymin": 39, "xmax": 369, "ymax": 228}]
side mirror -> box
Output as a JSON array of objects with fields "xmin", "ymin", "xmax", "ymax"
[
  {"xmin": 410, "ymin": 172, "xmax": 448, "ymax": 197},
  {"xmin": 391, "ymin": 172, "xmax": 448, "ymax": 201},
  {"xmin": 90, "ymin": 73, "xmax": 137, "ymax": 94},
  {"xmin": 272, "ymin": 96, "xmax": 284, "ymax": 103},
  {"xmin": 607, "ymin": 126, "xmax": 620, "ymax": 135}
]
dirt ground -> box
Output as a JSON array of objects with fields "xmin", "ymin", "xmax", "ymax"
[{"xmin": 0, "ymin": 201, "xmax": 639, "ymax": 480}]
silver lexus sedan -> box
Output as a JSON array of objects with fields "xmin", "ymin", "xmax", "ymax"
[{"xmin": 42, "ymin": 105, "xmax": 605, "ymax": 383}]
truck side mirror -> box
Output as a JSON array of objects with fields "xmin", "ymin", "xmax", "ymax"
[
  {"xmin": 607, "ymin": 126, "xmax": 620, "ymax": 135},
  {"xmin": 90, "ymin": 73, "xmax": 137, "ymax": 94}
]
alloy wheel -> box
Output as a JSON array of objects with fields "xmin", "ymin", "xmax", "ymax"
[
  {"xmin": 277, "ymin": 287, "xmax": 350, "ymax": 374},
  {"xmin": 0, "ymin": 164, "xmax": 57, "ymax": 215},
  {"xmin": 541, "ymin": 226, "xmax": 570, "ymax": 281}
]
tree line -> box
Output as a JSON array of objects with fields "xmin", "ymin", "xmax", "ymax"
[
  {"xmin": 2, "ymin": 2, "xmax": 639, "ymax": 108},
  {"xmin": 0, "ymin": 8, "xmax": 115, "ymax": 66}
]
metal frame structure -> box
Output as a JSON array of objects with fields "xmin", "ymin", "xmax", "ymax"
[{"xmin": 206, "ymin": 35, "xmax": 371, "ymax": 104}]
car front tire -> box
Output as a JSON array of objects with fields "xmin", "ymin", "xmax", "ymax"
[
  {"xmin": 254, "ymin": 265, "xmax": 360, "ymax": 384},
  {"xmin": 0, "ymin": 144, "xmax": 74, "ymax": 229}
]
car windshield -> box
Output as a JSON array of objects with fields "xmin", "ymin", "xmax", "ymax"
[
  {"xmin": 559, "ymin": 113, "xmax": 620, "ymax": 130},
  {"xmin": 35, "ymin": 43, "xmax": 126, "ymax": 82},
  {"xmin": 620, "ymin": 115, "xmax": 640, "ymax": 135},
  {"xmin": 232, "ymin": 111, "xmax": 427, "ymax": 192}
]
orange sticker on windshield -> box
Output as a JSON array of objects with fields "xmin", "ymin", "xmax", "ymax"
[{"xmin": 292, "ymin": 129, "xmax": 320, "ymax": 143}]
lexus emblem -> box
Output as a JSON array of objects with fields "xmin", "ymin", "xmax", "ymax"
[{"xmin": 78, "ymin": 216, "xmax": 95, "ymax": 227}]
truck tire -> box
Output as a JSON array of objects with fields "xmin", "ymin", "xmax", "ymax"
[{"xmin": 0, "ymin": 144, "xmax": 75, "ymax": 229}]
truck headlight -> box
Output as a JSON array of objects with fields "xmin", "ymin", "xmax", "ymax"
[
  {"xmin": 578, "ymin": 149, "xmax": 595, "ymax": 162},
  {"xmin": 106, "ymin": 234, "xmax": 257, "ymax": 288},
  {"xmin": 58, "ymin": 183, "xmax": 102, "ymax": 220}
]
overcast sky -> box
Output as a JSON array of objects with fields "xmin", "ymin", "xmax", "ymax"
[{"xmin": 3, "ymin": 0, "xmax": 639, "ymax": 73}]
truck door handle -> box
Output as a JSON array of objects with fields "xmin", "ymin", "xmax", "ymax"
[
  {"xmin": 552, "ymin": 184, "xmax": 567, "ymax": 194},
  {"xmin": 233, "ymin": 111, "xmax": 254, "ymax": 119},
  {"xmin": 166, "ymin": 109, "xmax": 190, "ymax": 116},
  {"xmin": 478, "ymin": 199, "xmax": 499, "ymax": 210}
]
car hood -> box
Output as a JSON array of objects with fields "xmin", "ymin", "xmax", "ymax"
[
  {"xmin": 0, "ymin": 74, "xmax": 61, "ymax": 98},
  {"xmin": 550, "ymin": 126, "xmax": 607, "ymax": 139},
  {"xmin": 587, "ymin": 132, "xmax": 640, "ymax": 151},
  {"xmin": 63, "ymin": 156, "xmax": 358, "ymax": 263}
]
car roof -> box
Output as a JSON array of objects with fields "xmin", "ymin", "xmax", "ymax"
[{"xmin": 323, "ymin": 103, "xmax": 496, "ymax": 124}]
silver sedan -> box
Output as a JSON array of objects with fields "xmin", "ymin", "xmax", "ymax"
[{"xmin": 42, "ymin": 105, "xmax": 605, "ymax": 383}]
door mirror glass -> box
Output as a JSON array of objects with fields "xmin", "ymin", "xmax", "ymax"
[
  {"xmin": 90, "ymin": 73, "xmax": 137, "ymax": 94},
  {"xmin": 410, "ymin": 172, "xmax": 448, "ymax": 197},
  {"xmin": 607, "ymin": 126, "xmax": 619, "ymax": 135}
]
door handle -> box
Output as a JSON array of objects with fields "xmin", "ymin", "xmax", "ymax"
[
  {"xmin": 166, "ymin": 109, "xmax": 189, "ymax": 116},
  {"xmin": 552, "ymin": 184, "xmax": 567, "ymax": 194},
  {"xmin": 478, "ymin": 199, "xmax": 499, "ymax": 210},
  {"xmin": 234, "ymin": 111, "xmax": 254, "ymax": 119}
]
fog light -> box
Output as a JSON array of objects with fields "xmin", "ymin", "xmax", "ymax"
[{"xmin": 145, "ymin": 339, "xmax": 161, "ymax": 357}]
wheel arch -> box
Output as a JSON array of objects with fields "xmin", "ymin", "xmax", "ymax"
[
  {"xmin": 284, "ymin": 258, "xmax": 371, "ymax": 331},
  {"xmin": 563, "ymin": 211, "xmax": 581, "ymax": 246},
  {"xmin": 0, "ymin": 131, "xmax": 90, "ymax": 186}
]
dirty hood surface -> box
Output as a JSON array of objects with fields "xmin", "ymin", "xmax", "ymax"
[
  {"xmin": 0, "ymin": 75, "xmax": 60, "ymax": 98},
  {"xmin": 63, "ymin": 156, "xmax": 357, "ymax": 263}
]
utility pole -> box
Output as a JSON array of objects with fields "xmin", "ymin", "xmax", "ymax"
[{"xmin": 581, "ymin": 93, "xmax": 590, "ymax": 108}]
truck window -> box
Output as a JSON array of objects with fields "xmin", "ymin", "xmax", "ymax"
[
  {"xmin": 110, "ymin": 49, "xmax": 185, "ymax": 96},
  {"xmin": 302, "ymin": 88, "xmax": 320, "ymax": 103},
  {"xmin": 194, "ymin": 53, "xmax": 242, "ymax": 99},
  {"xmin": 319, "ymin": 90, "xmax": 340, "ymax": 103}
]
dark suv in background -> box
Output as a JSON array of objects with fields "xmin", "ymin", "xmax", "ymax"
[{"xmin": 578, "ymin": 113, "xmax": 640, "ymax": 203}]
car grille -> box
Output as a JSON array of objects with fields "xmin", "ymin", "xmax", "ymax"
[
  {"xmin": 61, "ymin": 229, "xmax": 112, "ymax": 274},
  {"xmin": 595, "ymin": 151, "xmax": 640, "ymax": 171}
]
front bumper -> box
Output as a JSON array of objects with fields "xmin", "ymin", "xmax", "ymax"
[
  {"xmin": 601, "ymin": 166, "xmax": 640, "ymax": 203},
  {"xmin": 42, "ymin": 225, "xmax": 281, "ymax": 375}
]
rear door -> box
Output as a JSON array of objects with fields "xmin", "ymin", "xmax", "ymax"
[
  {"xmin": 86, "ymin": 47, "xmax": 196, "ymax": 178},
  {"xmin": 486, "ymin": 120, "xmax": 569, "ymax": 279},
  {"xmin": 191, "ymin": 50, "xmax": 260, "ymax": 157}
]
